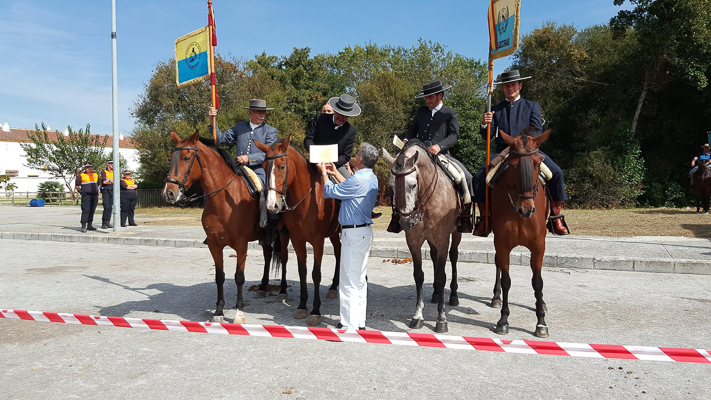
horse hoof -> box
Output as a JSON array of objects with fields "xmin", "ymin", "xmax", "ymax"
[
  {"xmin": 255, "ymin": 290, "xmax": 267, "ymax": 299},
  {"xmin": 294, "ymin": 309, "xmax": 309, "ymax": 319},
  {"xmin": 494, "ymin": 323, "xmax": 509, "ymax": 335},
  {"xmin": 535, "ymin": 325, "xmax": 549, "ymax": 338},
  {"xmin": 233, "ymin": 310, "xmax": 246, "ymax": 324},
  {"xmin": 409, "ymin": 318, "xmax": 424, "ymax": 329},
  {"xmin": 307, "ymin": 315, "xmax": 322, "ymax": 326},
  {"xmin": 491, "ymin": 299, "xmax": 502, "ymax": 308},
  {"xmin": 449, "ymin": 296, "xmax": 459, "ymax": 307},
  {"xmin": 277, "ymin": 293, "xmax": 288, "ymax": 301},
  {"xmin": 434, "ymin": 321, "xmax": 448, "ymax": 333},
  {"xmin": 212, "ymin": 315, "xmax": 224, "ymax": 323},
  {"xmin": 430, "ymin": 294, "xmax": 438, "ymax": 304},
  {"xmin": 326, "ymin": 289, "xmax": 338, "ymax": 300}
]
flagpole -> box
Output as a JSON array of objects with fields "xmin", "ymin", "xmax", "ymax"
[
  {"xmin": 111, "ymin": 0, "xmax": 121, "ymax": 232},
  {"xmin": 485, "ymin": 56, "xmax": 493, "ymax": 234},
  {"xmin": 208, "ymin": 0, "xmax": 217, "ymax": 142}
]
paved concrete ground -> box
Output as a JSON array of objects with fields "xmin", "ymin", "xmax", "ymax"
[
  {"xmin": 2, "ymin": 239, "xmax": 711, "ymax": 399},
  {"xmin": 1, "ymin": 205, "xmax": 710, "ymax": 274}
]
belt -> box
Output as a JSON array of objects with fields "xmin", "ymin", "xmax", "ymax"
[{"xmin": 341, "ymin": 223, "xmax": 371, "ymax": 229}]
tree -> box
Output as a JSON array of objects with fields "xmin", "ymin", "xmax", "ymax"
[
  {"xmin": 21, "ymin": 123, "xmax": 108, "ymax": 197},
  {"xmin": 0, "ymin": 175, "xmax": 18, "ymax": 194}
]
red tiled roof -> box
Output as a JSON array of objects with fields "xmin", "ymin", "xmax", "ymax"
[{"xmin": 0, "ymin": 128, "xmax": 137, "ymax": 149}]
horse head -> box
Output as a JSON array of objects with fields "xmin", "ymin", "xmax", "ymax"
[
  {"xmin": 255, "ymin": 137, "xmax": 292, "ymax": 213},
  {"xmin": 500, "ymin": 127, "xmax": 552, "ymax": 218},
  {"xmin": 163, "ymin": 130, "xmax": 204, "ymax": 204},
  {"xmin": 383, "ymin": 141, "xmax": 431, "ymax": 230}
]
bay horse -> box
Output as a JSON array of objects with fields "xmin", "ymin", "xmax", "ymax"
[
  {"xmin": 382, "ymin": 139, "xmax": 462, "ymax": 334},
  {"xmin": 490, "ymin": 127, "xmax": 552, "ymax": 338},
  {"xmin": 692, "ymin": 159, "xmax": 711, "ymax": 213},
  {"xmin": 162, "ymin": 131, "xmax": 285, "ymax": 323},
  {"xmin": 254, "ymin": 137, "xmax": 341, "ymax": 326}
]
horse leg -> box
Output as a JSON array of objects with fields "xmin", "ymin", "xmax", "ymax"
[
  {"xmin": 409, "ymin": 247, "xmax": 425, "ymax": 329},
  {"xmin": 433, "ymin": 244, "xmax": 449, "ymax": 333},
  {"xmin": 448, "ymin": 232, "xmax": 461, "ymax": 307},
  {"xmin": 494, "ymin": 251, "xmax": 511, "ymax": 334},
  {"xmin": 491, "ymin": 265, "xmax": 502, "ymax": 308},
  {"xmin": 530, "ymin": 246, "xmax": 548, "ymax": 338},
  {"xmin": 326, "ymin": 234, "xmax": 341, "ymax": 299},
  {"xmin": 429, "ymin": 242, "xmax": 439, "ymax": 304},
  {"xmin": 307, "ymin": 240, "xmax": 324, "ymax": 326},
  {"xmin": 233, "ymin": 240, "xmax": 249, "ymax": 324},
  {"xmin": 208, "ymin": 244, "xmax": 226, "ymax": 322},
  {"xmin": 256, "ymin": 243, "xmax": 271, "ymax": 299},
  {"xmin": 292, "ymin": 237, "xmax": 309, "ymax": 320},
  {"xmin": 278, "ymin": 229, "xmax": 290, "ymax": 299}
]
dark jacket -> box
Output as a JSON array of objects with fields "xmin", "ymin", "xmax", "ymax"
[
  {"xmin": 304, "ymin": 113, "xmax": 356, "ymax": 168},
  {"xmin": 404, "ymin": 105, "xmax": 459, "ymax": 154},
  {"xmin": 480, "ymin": 97, "xmax": 542, "ymax": 153}
]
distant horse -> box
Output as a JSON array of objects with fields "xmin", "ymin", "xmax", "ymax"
[
  {"xmin": 162, "ymin": 131, "xmax": 284, "ymax": 323},
  {"xmin": 254, "ymin": 138, "xmax": 341, "ymax": 326},
  {"xmin": 490, "ymin": 127, "xmax": 552, "ymax": 338},
  {"xmin": 383, "ymin": 140, "xmax": 462, "ymax": 334},
  {"xmin": 692, "ymin": 159, "xmax": 711, "ymax": 213}
]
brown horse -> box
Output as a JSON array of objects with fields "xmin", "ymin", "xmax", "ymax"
[
  {"xmin": 692, "ymin": 159, "xmax": 711, "ymax": 213},
  {"xmin": 254, "ymin": 137, "xmax": 341, "ymax": 326},
  {"xmin": 162, "ymin": 131, "xmax": 284, "ymax": 323},
  {"xmin": 383, "ymin": 140, "xmax": 462, "ymax": 334},
  {"xmin": 490, "ymin": 127, "xmax": 552, "ymax": 338}
]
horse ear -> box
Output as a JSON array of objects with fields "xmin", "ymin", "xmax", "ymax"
[
  {"xmin": 404, "ymin": 149, "xmax": 419, "ymax": 169},
  {"xmin": 500, "ymin": 130, "xmax": 515, "ymax": 147},
  {"xmin": 254, "ymin": 140, "xmax": 269, "ymax": 153},
  {"xmin": 189, "ymin": 130, "xmax": 200, "ymax": 142},
  {"xmin": 382, "ymin": 148, "xmax": 395, "ymax": 167},
  {"xmin": 170, "ymin": 131, "xmax": 182, "ymax": 144},
  {"xmin": 532, "ymin": 129, "xmax": 552, "ymax": 147},
  {"xmin": 283, "ymin": 136, "xmax": 291, "ymax": 150}
]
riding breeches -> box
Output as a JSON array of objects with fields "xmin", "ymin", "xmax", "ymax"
[{"xmin": 473, "ymin": 150, "xmax": 568, "ymax": 203}]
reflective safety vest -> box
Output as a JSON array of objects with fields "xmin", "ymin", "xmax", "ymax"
[
  {"xmin": 103, "ymin": 169, "xmax": 114, "ymax": 181},
  {"xmin": 121, "ymin": 178, "xmax": 136, "ymax": 187},
  {"xmin": 80, "ymin": 172, "xmax": 98, "ymax": 185}
]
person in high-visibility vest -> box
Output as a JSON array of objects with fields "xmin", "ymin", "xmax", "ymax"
[
  {"xmin": 120, "ymin": 170, "xmax": 138, "ymax": 227},
  {"xmin": 100, "ymin": 160, "xmax": 114, "ymax": 229},
  {"xmin": 74, "ymin": 162, "xmax": 99, "ymax": 233}
]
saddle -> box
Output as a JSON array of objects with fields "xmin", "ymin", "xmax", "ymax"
[
  {"xmin": 235, "ymin": 164, "xmax": 262, "ymax": 199},
  {"xmin": 486, "ymin": 147, "xmax": 552, "ymax": 187},
  {"xmin": 434, "ymin": 154, "xmax": 471, "ymax": 205}
]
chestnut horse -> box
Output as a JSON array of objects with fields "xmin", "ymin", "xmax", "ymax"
[
  {"xmin": 692, "ymin": 159, "xmax": 711, "ymax": 213},
  {"xmin": 254, "ymin": 138, "xmax": 341, "ymax": 326},
  {"xmin": 490, "ymin": 127, "xmax": 552, "ymax": 338},
  {"xmin": 162, "ymin": 131, "xmax": 285, "ymax": 323},
  {"xmin": 383, "ymin": 139, "xmax": 462, "ymax": 334}
]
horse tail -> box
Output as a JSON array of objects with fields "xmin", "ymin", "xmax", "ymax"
[{"xmin": 270, "ymin": 228, "xmax": 282, "ymax": 275}]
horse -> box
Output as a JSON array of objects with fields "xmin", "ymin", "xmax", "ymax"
[
  {"xmin": 254, "ymin": 137, "xmax": 342, "ymax": 326},
  {"xmin": 382, "ymin": 139, "xmax": 463, "ymax": 334},
  {"xmin": 162, "ymin": 130, "xmax": 285, "ymax": 323},
  {"xmin": 692, "ymin": 159, "xmax": 711, "ymax": 213},
  {"xmin": 489, "ymin": 127, "xmax": 552, "ymax": 338}
]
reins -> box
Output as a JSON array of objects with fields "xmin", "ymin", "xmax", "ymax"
[
  {"xmin": 164, "ymin": 144, "xmax": 236, "ymax": 203},
  {"xmin": 265, "ymin": 151, "xmax": 312, "ymax": 212},
  {"xmin": 505, "ymin": 148, "xmax": 542, "ymax": 211}
]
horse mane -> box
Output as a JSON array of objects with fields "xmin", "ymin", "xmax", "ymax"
[
  {"xmin": 396, "ymin": 139, "xmax": 434, "ymax": 170},
  {"xmin": 197, "ymin": 137, "xmax": 240, "ymax": 174}
]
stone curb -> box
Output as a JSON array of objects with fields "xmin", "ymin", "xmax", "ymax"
[{"xmin": 2, "ymin": 231, "xmax": 710, "ymax": 275}]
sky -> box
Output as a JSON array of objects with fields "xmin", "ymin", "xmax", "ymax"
[{"xmin": 0, "ymin": 0, "xmax": 632, "ymax": 136}]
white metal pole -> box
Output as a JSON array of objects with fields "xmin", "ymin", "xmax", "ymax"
[{"xmin": 111, "ymin": 0, "xmax": 120, "ymax": 232}]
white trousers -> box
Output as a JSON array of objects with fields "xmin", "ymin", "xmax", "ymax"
[{"xmin": 339, "ymin": 226, "xmax": 373, "ymax": 330}]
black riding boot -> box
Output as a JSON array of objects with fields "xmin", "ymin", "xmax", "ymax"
[
  {"xmin": 457, "ymin": 203, "xmax": 473, "ymax": 233},
  {"xmin": 387, "ymin": 212, "xmax": 402, "ymax": 233}
]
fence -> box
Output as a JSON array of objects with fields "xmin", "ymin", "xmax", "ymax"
[{"xmin": 0, "ymin": 190, "xmax": 169, "ymax": 208}]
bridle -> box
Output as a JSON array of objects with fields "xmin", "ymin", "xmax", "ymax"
[
  {"xmin": 164, "ymin": 144, "xmax": 235, "ymax": 203},
  {"xmin": 505, "ymin": 148, "xmax": 542, "ymax": 211},
  {"xmin": 392, "ymin": 155, "xmax": 439, "ymax": 222},
  {"xmin": 264, "ymin": 151, "xmax": 312, "ymax": 212}
]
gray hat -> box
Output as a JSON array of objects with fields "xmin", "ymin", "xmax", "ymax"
[
  {"xmin": 415, "ymin": 80, "xmax": 452, "ymax": 98},
  {"xmin": 328, "ymin": 94, "xmax": 361, "ymax": 117},
  {"xmin": 493, "ymin": 69, "xmax": 532, "ymax": 85},
  {"xmin": 242, "ymin": 99, "xmax": 274, "ymax": 111}
]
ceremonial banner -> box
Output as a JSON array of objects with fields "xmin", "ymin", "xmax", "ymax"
[
  {"xmin": 309, "ymin": 145, "xmax": 339, "ymax": 164},
  {"xmin": 175, "ymin": 26, "xmax": 210, "ymax": 88},
  {"xmin": 488, "ymin": 0, "xmax": 521, "ymax": 60}
]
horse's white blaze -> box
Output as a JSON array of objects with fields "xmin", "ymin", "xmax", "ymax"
[{"xmin": 266, "ymin": 166, "xmax": 278, "ymax": 211}]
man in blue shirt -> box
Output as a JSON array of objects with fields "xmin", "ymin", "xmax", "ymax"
[{"xmin": 318, "ymin": 142, "xmax": 379, "ymax": 331}]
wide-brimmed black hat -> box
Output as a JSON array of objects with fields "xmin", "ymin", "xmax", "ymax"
[
  {"xmin": 242, "ymin": 99, "xmax": 274, "ymax": 111},
  {"xmin": 494, "ymin": 70, "xmax": 532, "ymax": 85},
  {"xmin": 328, "ymin": 94, "xmax": 361, "ymax": 117},
  {"xmin": 415, "ymin": 80, "xmax": 452, "ymax": 98}
]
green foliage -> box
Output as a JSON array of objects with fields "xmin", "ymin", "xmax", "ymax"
[
  {"xmin": 37, "ymin": 181, "xmax": 65, "ymax": 199},
  {"xmin": 20, "ymin": 123, "xmax": 108, "ymax": 196},
  {"xmin": 0, "ymin": 175, "xmax": 18, "ymax": 193}
]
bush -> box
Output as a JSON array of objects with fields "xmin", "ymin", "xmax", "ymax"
[{"xmin": 37, "ymin": 181, "xmax": 65, "ymax": 199}]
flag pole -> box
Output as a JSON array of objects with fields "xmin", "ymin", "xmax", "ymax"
[
  {"xmin": 485, "ymin": 55, "xmax": 493, "ymax": 234},
  {"xmin": 208, "ymin": 0, "xmax": 218, "ymax": 142}
]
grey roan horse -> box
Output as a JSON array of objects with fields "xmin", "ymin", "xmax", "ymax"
[{"xmin": 383, "ymin": 140, "xmax": 462, "ymax": 333}]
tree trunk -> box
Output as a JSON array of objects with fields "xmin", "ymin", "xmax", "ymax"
[{"xmin": 631, "ymin": 72, "xmax": 650, "ymax": 134}]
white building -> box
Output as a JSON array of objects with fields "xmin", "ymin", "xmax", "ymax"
[{"xmin": 0, "ymin": 123, "xmax": 140, "ymax": 193}]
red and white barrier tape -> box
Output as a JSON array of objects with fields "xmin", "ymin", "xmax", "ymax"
[{"xmin": 3, "ymin": 309, "xmax": 710, "ymax": 364}]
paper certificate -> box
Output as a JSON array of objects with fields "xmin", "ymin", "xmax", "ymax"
[
  {"xmin": 393, "ymin": 135, "xmax": 404, "ymax": 149},
  {"xmin": 309, "ymin": 144, "xmax": 339, "ymax": 163}
]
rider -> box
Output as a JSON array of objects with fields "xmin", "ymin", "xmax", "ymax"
[
  {"xmin": 690, "ymin": 143, "xmax": 711, "ymax": 186},
  {"xmin": 387, "ymin": 80, "xmax": 474, "ymax": 233},
  {"xmin": 475, "ymin": 70, "xmax": 570, "ymax": 236}
]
